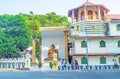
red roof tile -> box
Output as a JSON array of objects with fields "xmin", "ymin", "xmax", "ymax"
[{"xmin": 108, "ymin": 14, "xmax": 120, "ymax": 20}]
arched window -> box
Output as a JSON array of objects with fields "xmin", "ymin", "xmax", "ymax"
[
  {"xmin": 81, "ymin": 41, "xmax": 87, "ymax": 48},
  {"xmin": 100, "ymin": 57, "xmax": 106, "ymax": 64},
  {"xmin": 88, "ymin": 10, "xmax": 93, "ymax": 20},
  {"xmin": 81, "ymin": 11, "xmax": 84, "ymax": 20},
  {"xmin": 100, "ymin": 40, "xmax": 106, "ymax": 47},
  {"xmin": 95, "ymin": 11, "xmax": 98, "ymax": 20},
  {"xmin": 81, "ymin": 57, "xmax": 87, "ymax": 64},
  {"xmin": 118, "ymin": 40, "xmax": 120, "ymax": 47},
  {"xmin": 77, "ymin": 25, "xmax": 80, "ymax": 31},
  {"xmin": 117, "ymin": 24, "xmax": 120, "ymax": 31}
]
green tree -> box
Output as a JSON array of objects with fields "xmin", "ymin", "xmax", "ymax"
[
  {"xmin": 0, "ymin": 14, "xmax": 32, "ymax": 56},
  {"xmin": 20, "ymin": 12, "xmax": 71, "ymax": 27},
  {"xmin": 0, "ymin": 28, "xmax": 17, "ymax": 58}
]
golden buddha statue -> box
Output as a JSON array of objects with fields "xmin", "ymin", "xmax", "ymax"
[{"xmin": 44, "ymin": 44, "xmax": 59, "ymax": 61}]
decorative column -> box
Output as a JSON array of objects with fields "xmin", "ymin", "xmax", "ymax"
[
  {"xmin": 78, "ymin": 9, "xmax": 81, "ymax": 21},
  {"xmin": 84, "ymin": 6, "xmax": 87, "ymax": 20},
  {"xmin": 98, "ymin": 6, "xmax": 101, "ymax": 20},
  {"xmin": 64, "ymin": 31, "xmax": 68, "ymax": 61},
  {"xmin": 6, "ymin": 63, "xmax": 8, "ymax": 68},
  {"xmin": 104, "ymin": 10, "xmax": 107, "ymax": 21},
  {"xmin": 93, "ymin": 8, "xmax": 96, "ymax": 20},
  {"xmin": 72, "ymin": 10, "xmax": 75, "ymax": 23},
  {"xmin": 104, "ymin": 10, "xmax": 106, "ymax": 16},
  {"xmin": 31, "ymin": 39, "xmax": 36, "ymax": 65},
  {"xmin": 39, "ymin": 39, "xmax": 42, "ymax": 62}
]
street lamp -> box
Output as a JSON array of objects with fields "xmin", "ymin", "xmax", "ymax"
[
  {"xmin": 84, "ymin": 0, "xmax": 89, "ymax": 70},
  {"xmin": 85, "ymin": 29, "xmax": 89, "ymax": 70}
]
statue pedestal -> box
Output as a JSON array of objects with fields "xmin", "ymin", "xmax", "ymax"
[
  {"xmin": 52, "ymin": 53, "xmax": 58, "ymax": 70},
  {"xmin": 41, "ymin": 61, "xmax": 52, "ymax": 71}
]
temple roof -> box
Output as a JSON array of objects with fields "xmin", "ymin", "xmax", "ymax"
[
  {"xmin": 80, "ymin": 2, "xmax": 97, "ymax": 7},
  {"xmin": 108, "ymin": 14, "xmax": 120, "ymax": 20},
  {"xmin": 41, "ymin": 27, "xmax": 70, "ymax": 37},
  {"xmin": 68, "ymin": 2, "xmax": 109, "ymax": 17},
  {"xmin": 41, "ymin": 27, "xmax": 70, "ymax": 31}
]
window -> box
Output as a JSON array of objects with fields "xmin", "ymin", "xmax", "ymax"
[
  {"xmin": 95, "ymin": 11, "xmax": 98, "ymax": 20},
  {"xmin": 88, "ymin": 10, "xmax": 93, "ymax": 20},
  {"xmin": 100, "ymin": 57, "xmax": 106, "ymax": 64},
  {"xmin": 81, "ymin": 41, "xmax": 87, "ymax": 48},
  {"xmin": 77, "ymin": 25, "xmax": 80, "ymax": 31},
  {"xmin": 100, "ymin": 40, "xmax": 106, "ymax": 47},
  {"xmin": 118, "ymin": 40, "xmax": 120, "ymax": 47},
  {"xmin": 81, "ymin": 57, "xmax": 87, "ymax": 64},
  {"xmin": 81, "ymin": 11, "xmax": 84, "ymax": 20},
  {"xmin": 117, "ymin": 24, "xmax": 120, "ymax": 31}
]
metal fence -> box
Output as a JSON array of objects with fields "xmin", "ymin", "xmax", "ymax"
[{"xmin": 58, "ymin": 65, "xmax": 120, "ymax": 71}]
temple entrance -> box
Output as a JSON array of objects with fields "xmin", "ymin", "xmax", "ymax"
[{"xmin": 40, "ymin": 27, "xmax": 70, "ymax": 62}]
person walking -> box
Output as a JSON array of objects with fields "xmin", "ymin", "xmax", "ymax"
[
  {"xmin": 63, "ymin": 59, "xmax": 67, "ymax": 70},
  {"xmin": 75, "ymin": 59, "xmax": 79, "ymax": 70},
  {"xmin": 113, "ymin": 59, "xmax": 118, "ymax": 70},
  {"xmin": 71, "ymin": 59, "xmax": 74, "ymax": 70}
]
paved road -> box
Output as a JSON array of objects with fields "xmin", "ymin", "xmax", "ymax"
[{"xmin": 0, "ymin": 71, "xmax": 120, "ymax": 79}]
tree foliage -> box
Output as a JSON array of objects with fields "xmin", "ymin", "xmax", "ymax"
[
  {"xmin": 0, "ymin": 14, "xmax": 32, "ymax": 55},
  {"xmin": 20, "ymin": 12, "xmax": 71, "ymax": 27}
]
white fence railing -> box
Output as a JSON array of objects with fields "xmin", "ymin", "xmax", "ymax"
[{"xmin": 0, "ymin": 58, "xmax": 30, "ymax": 69}]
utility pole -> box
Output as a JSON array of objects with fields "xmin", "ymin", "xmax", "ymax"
[{"xmin": 85, "ymin": 30, "xmax": 89, "ymax": 70}]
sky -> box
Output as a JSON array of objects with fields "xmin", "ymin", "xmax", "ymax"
[{"xmin": 0, "ymin": 0, "xmax": 120, "ymax": 16}]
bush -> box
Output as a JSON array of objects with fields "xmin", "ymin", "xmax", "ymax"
[
  {"xmin": 38, "ymin": 62, "xmax": 42, "ymax": 68},
  {"xmin": 49, "ymin": 62, "xmax": 53, "ymax": 68}
]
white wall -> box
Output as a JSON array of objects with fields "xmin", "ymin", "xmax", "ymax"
[
  {"xmin": 42, "ymin": 35, "xmax": 65, "ymax": 62},
  {"xmin": 74, "ymin": 38, "xmax": 120, "ymax": 54},
  {"xmin": 74, "ymin": 56, "xmax": 120, "ymax": 65},
  {"xmin": 109, "ymin": 22, "xmax": 120, "ymax": 36}
]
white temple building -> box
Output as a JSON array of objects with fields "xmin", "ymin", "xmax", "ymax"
[{"xmin": 68, "ymin": 2, "xmax": 120, "ymax": 66}]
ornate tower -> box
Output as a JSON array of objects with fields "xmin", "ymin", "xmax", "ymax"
[{"xmin": 68, "ymin": 2, "xmax": 109, "ymax": 36}]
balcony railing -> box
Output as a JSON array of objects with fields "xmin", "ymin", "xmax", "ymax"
[{"xmin": 71, "ymin": 20, "xmax": 105, "ymax": 36}]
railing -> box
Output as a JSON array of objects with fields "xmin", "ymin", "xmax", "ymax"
[
  {"xmin": 58, "ymin": 65, "xmax": 120, "ymax": 71},
  {"xmin": 0, "ymin": 58, "xmax": 30, "ymax": 69},
  {"xmin": 74, "ymin": 20, "xmax": 104, "ymax": 25},
  {"xmin": 72, "ymin": 20, "xmax": 105, "ymax": 36}
]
